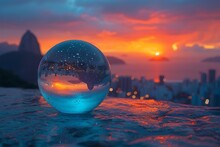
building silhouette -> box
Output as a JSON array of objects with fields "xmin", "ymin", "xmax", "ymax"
[
  {"xmin": 209, "ymin": 69, "xmax": 216, "ymax": 84},
  {"xmin": 118, "ymin": 76, "xmax": 132, "ymax": 92},
  {"xmin": 200, "ymin": 72, "xmax": 207, "ymax": 84},
  {"xmin": 108, "ymin": 69, "xmax": 219, "ymax": 107},
  {"xmin": 159, "ymin": 75, "xmax": 165, "ymax": 85}
]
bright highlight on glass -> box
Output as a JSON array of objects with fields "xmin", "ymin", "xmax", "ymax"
[{"xmin": 38, "ymin": 40, "xmax": 111, "ymax": 114}]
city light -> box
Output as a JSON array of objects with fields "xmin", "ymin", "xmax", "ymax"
[
  {"xmin": 107, "ymin": 69, "xmax": 219, "ymax": 107},
  {"xmin": 205, "ymin": 99, "xmax": 209, "ymax": 105},
  {"xmin": 132, "ymin": 95, "xmax": 136, "ymax": 99},
  {"xmin": 127, "ymin": 92, "xmax": 132, "ymax": 96},
  {"xmin": 145, "ymin": 94, "xmax": 150, "ymax": 98},
  {"xmin": 140, "ymin": 96, "xmax": 145, "ymax": 100}
]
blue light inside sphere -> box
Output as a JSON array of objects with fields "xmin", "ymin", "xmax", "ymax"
[{"xmin": 38, "ymin": 40, "xmax": 111, "ymax": 114}]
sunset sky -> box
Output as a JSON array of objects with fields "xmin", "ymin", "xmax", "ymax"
[{"xmin": 0, "ymin": 0, "xmax": 220, "ymax": 57}]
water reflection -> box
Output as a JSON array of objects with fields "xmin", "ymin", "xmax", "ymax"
[{"xmin": 39, "ymin": 75, "xmax": 105, "ymax": 95}]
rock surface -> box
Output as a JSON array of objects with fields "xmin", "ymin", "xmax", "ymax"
[{"xmin": 0, "ymin": 88, "xmax": 219, "ymax": 146}]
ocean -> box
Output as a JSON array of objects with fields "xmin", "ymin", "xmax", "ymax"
[{"xmin": 111, "ymin": 58, "xmax": 220, "ymax": 81}]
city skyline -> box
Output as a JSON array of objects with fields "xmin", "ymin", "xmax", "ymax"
[{"xmin": 108, "ymin": 68, "xmax": 220, "ymax": 107}]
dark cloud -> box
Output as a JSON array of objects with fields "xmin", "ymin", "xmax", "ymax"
[
  {"xmin": 73, "ymin": 0, "xmax": 220, "ymax": 39},
  {"xmin": 0, "ymin": 0, "xmax": 81, "ymax": 28},
  {"xmin": 1, "ymin": 0, "xmax": 220, "ymax": 27},
  {"xmin": 0, "ymin": 0, "xmax": 65, "ymax": 6},
  {"xmin": 75, "ymin": 0, "xmax": 220, "ymax": 20},
  {"xmin": 0, "ymin": 0, "xmax": 220, "ymax": 52}
]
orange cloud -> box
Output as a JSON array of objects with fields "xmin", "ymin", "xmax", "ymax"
[
  {"xmin": 1, "ymin": 0, "xmax": 220, "ymax": 58},
  {"xmin": 97, "ymin": 30, "xmax": 117, "ymax": 37}
]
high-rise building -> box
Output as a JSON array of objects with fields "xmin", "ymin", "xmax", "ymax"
[
  {"xmin": 211, "ymin": 77, "xmax": 220, "ymax": 107},
  {"xmin": 140, "ymin": 76, "xmax": 146, "ymax": 83},
  {"xmin": 217, "ymin": 77, "xmax": 220, "ymax": 88},
  {"xmin": 209, "ymin": 69, "xmax": 216, "ymax": 84},
  {"xmin": 118, "ymin": 76, "xmax": 132, "ymax": 92},
  {"xmin": 191, "ymin": 94, "xmax": 202, "ymax": 106},
  {"xmin": 159, "ymin": 75, "xmax": 165, "ymax": 85},
  {"xmin": 200, "ymin": 72, "xmax": 207, "ymax": 84}
]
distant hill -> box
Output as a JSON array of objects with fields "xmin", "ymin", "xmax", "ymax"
[
  {"xmin": 0, "ymin": 68, "xmax": 36, "ymax": 88},
  {"xmin": 0, "ymin": 51, "xmax": 42, "ymax": 85},
  {"xmin": 0, "ymin": 42, "xmax": 17, "ymax": 55},
  {"xmin": 149, "ymin": 56, "xmax": 169, "ymax": 61},
  {"xmin": 202, "ymin": 56, "xmax": 220, "ymax": 62},
  {"xmin": 106, "ymin": 56, "xmax": 126, "ymax": 65},
  {"xmin": 0, "ymin": 30, "xmax": 42, "ymax": 86}
]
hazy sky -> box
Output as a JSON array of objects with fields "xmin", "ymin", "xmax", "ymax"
[{"xmin": 0, "ymin": 0, "xmax": 220, "ymax": 57}]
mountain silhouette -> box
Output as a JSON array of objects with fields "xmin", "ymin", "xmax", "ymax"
[
  {"xmin": 202, "ymin": 56, "xmax": 220, "ymax": 62},
  {"xmin": 0, "ymin": 42, "xmax": 17, "ymax": 55},
  {"xmin": 0, "ymin": 68, "xmax": 36, "ymax": 88},
  {"xmin": 106, "ymin": 56, "xmax": 125, "ymax": 65},
  {"xmin": 19, "ymin": 30, "xmax": 41, "ymax": 55},
  {"xmin": 0, "ymin": 30, "xmax": 42, "ymax": 86}
]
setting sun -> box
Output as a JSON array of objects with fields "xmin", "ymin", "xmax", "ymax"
[{"xmin": 155, "ymin": 52, "xmax": 160, "ymax": 56}]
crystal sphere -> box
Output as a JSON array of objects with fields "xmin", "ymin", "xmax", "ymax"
[{"xmin": 38, "ymin": 40, "xmax": 111, "ymax": 114}]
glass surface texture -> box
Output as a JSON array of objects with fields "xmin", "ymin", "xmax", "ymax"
[{"xmin": 38, "ymin": 40, "xmax": 111, "ymax": 114}]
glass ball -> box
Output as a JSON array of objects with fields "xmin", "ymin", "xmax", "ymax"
[{"xmin": 38, "ymin": 40, "xmax": 111, "ymax": 114}]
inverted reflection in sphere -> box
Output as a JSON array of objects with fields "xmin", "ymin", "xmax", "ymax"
[{"xmin": 38, "ymin": 40, "xmax": 111, "ymax": 114}]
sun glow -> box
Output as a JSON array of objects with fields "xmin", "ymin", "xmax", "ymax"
[
  {"xmin": 172, "ymin": 43, "xmax": 178, "ymax": 51},
  {"xmin": 155, "ymin": 52, "xmax": 160, "ymax": 56},
  {"xmin": 41, "ymin": 80, "xmax": 89, "ymax": 95}
]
